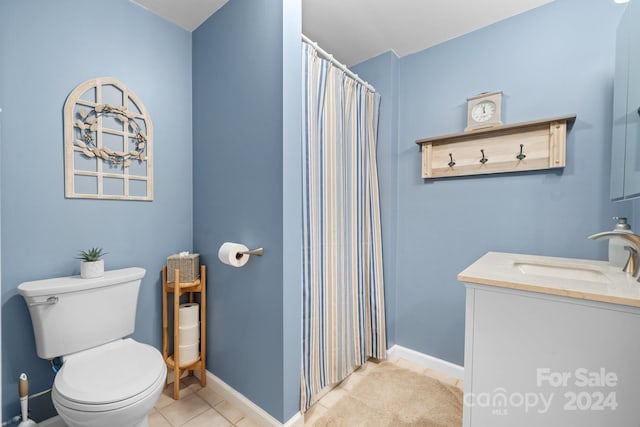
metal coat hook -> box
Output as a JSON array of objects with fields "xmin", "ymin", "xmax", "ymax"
[
  {"xmin": 480, "ymin": 149, "xmax": 488, "ymax": 164},
  {"xmin": 448, "ymin": 153, "xmax": 456, "ymax": 168},
  {"xmin": 516, "ymin": 144, "xmax": 526, "ymax": 160}
]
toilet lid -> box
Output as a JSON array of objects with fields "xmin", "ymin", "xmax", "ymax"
[{"xmin": 54, "ymin": 339, "xmax": 165, "ymax": 405}]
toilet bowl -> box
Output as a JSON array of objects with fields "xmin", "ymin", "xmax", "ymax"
[
  {"xmin": 18, "ymin": 268, "xmax": 165, "ymax": 427},
  {"xmin": 52, "ymin": 339, "xmax": 166, "ymax": 427}
]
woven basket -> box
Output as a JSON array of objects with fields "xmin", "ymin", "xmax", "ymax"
[{"xmin": 167, "ymin": 253, "xmax": 200, "ymax": 283}]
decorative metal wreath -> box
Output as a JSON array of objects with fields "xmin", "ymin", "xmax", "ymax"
[{"xmin": 74, "ymin": 104, "xmax": 147, "ymax": 168}]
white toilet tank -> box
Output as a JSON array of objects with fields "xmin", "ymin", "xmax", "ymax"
[{"xmin": 18, "ymin": 268, "xmax": 146, "ymax": 359}]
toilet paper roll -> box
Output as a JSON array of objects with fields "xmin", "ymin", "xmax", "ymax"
[
  {"xmin": 179, "ymin": 323, "xmax": 200, "ymax": 346},
  {"xmin": 179, "ymin": 303, "xmax": 199, "ymax": 327},
  {"xmin": 178, "ymin": 342, "xmax": 199, "ymax": 366},
  {"xmin": 218, "ymin": 242, "xmax": 250, "ymax": 268}
]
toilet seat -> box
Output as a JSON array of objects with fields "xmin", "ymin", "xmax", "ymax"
[{"xmin": 53, "ymin": 338, "xmax": 165, "ymax": 412}]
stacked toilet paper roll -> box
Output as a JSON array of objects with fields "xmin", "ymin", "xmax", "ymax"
[{"xmin": 178, "ymin": 303, "xmax": 199, "ymax": 365}]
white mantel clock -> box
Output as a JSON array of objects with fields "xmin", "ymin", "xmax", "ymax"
[{"xmin": 465, "ymin": 91, "xmax": 503, "ymax": 131}]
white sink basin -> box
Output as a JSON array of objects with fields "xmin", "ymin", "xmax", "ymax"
[
  {"xmin": 513, "ymin": 259, "xmax": 611, "ymax": 285},
  {"xmin": 459, "ymin": 252, "xmax": 640, "ymax": 308}
]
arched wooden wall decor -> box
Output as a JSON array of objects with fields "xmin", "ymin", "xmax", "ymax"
[{"xmin": 64, "ymin": 77, "xmax": 153, "ymax": 200}]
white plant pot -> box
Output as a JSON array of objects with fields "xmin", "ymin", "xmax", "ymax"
[{"xmin": 81, "ymin": 260, "xmax": 104, "ymax": 279}]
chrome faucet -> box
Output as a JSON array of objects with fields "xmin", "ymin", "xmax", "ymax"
[{"xmin": 589, "ymin": 231, "xmax": 640, "ymax": 279}]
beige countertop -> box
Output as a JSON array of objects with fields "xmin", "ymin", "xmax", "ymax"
[{"xmin": 458, "ymin": 252, "xmax": 640, "ymax": 308}]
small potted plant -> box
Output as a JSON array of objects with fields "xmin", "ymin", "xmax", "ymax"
[{"xmin": 77, "ymin": 247, "xmax": 107, "ymax": 279}]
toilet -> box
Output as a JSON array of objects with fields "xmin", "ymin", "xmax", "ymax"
[{"xmin": 18, "ymin": 268, "xmax": 166, "ymax": 427}]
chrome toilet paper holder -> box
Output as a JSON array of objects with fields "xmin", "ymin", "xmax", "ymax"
[{"xmin": 235, "ymin": 247, "xmax": 264, "ymax": 259}]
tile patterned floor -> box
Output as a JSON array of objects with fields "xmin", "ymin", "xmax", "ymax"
[
  {"xmin": 303, "ymin": 357, "xmax": 464, "ymax": 425},
  {"xmin": 49, "ymin": 359, "xmax": 459, "ymax": 427},
  {"xmin": 150, "ymin": 376, "xmax": 258, "ymax": 427}
]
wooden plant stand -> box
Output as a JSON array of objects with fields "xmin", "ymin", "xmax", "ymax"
[{"xmin": 162, "ymin": 265, "xmax": 207, "ymax": 399}]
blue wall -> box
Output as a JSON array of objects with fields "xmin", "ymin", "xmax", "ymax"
[
  {"xmin": 0, "ymin": 33, "xmax": 3, "ymax": 414},
  {"xmin": 351, "ymin": 52, "xmax": 400, "ymax": 347},
  {"xmin": 0, "ymin": 0, "xmax": 192, "ymax": 420},
  {"xmin": 192, "ymin": 0, "xmax": 301, "ymax": 422},
  {"xmin": 281, "ymin": 0, "xmax": 303, "ymax": 420},
  {"xmin": 2, "ymin": 0, "xmax": 631, "ymax": 422},
  {"xmin": 354, "ymin": 0, "xmax": 629, "ymax": 366}
]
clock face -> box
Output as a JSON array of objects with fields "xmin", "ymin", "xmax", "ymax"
[{"xmin": 471, "ymin": 101, "xmax": 496, "ymax": 123}]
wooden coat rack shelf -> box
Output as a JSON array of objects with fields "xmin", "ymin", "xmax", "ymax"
[
  {"xmin": 162, "ymin": 265, "xmax": 207, "ymax": 399},
  {"xmin": 415, "ymin": 114, "xmax": 576, "ymax": 179}
]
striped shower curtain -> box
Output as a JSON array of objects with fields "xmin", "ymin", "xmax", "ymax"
[{"xmin": 301, "ymin": 41, "xmax": 386, "ymax": 411}]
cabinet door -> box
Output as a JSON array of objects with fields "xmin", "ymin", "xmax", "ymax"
[
  {"xmin": 610, "ymin": 7, "xmax": 630, "ymax": 201},
  {"xmin": 465, "ymin": 287, "xmax": 640, "ymax": 427},
  {"xmin": 623, "ymin": 0, "xmax": 640, "ymax": 198}
]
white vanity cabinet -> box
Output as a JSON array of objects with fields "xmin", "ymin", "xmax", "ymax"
[{"xmin": 459, "ymin": 252, "xmax": 640, "ymax": 427}]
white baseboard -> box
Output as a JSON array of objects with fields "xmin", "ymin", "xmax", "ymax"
[
  {"xmin": 204, "ymin": 370, "xmax": 303, "ymax": 427},
  {"xmin": 166, "ymin": 369, "xmax": 191, "ymax": 384},
  {"xmin": 282, "ymin": 411, "xmax": 304, "ymax": 427},
  {"xmin": 387, "ymin": 344, "xmax": 464, "ymax": 380}
]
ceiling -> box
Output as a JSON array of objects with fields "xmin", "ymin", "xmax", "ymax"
[
  {"xmin": 132, "ymin": 0, "xmax": 555, "ymax": 66},
  {"xmin": 132, "ymin": 0, "xmax": 229, "ymax": 31}
]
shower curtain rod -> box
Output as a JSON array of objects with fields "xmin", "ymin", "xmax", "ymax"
[{"xmin": 302, "ymin": 33, "xmax": 376, "ymax": 93}]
